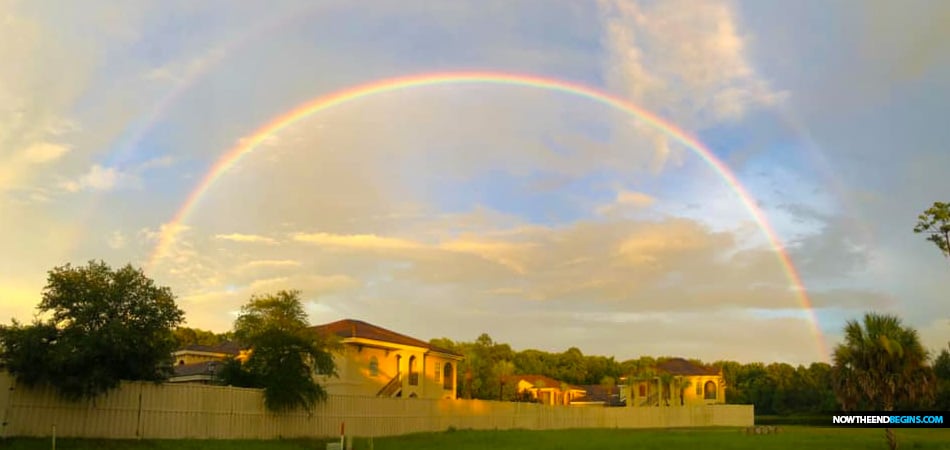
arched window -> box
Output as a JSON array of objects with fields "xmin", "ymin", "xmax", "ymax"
[
  {"xmin": 443, "ymin": 363, "xmax": 454, "ymax": 390},
  {"xmin": 369, "ymin": 356, "xmax": 379, "ymax": 377},
  {"xmin": 178, "ymin": 359, "xmax": 185, "ymax": 366},
  {"xmin": 408, "ymin": 356, "xmax": 418, "ymax": 386},
  {"xmin": 704, "ymin": 380, "xmax": 717, "ymax": 400}
]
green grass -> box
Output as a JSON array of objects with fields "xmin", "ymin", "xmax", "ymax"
[{"xmin": 2, "ymin": 427, "xmax": 949, "ymax": 450}]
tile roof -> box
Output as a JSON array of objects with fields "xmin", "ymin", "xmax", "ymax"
[
  {"xmin": 572, "ymin": 384, "xmax": 626, "ymax": 406},
  {"xmin": 656, "ymin": 358, "xmax": 720, "ymax": 376},
  {"xmin": 311, "ymin": 319, "xmax": 462, "ymax": 357}
]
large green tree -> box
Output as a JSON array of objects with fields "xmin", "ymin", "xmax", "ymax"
[
  {"xmin": 914, "ymin": 201, "xmax": 950, "ymax": 261},
  {"xmin": 0, "ymin": 261, "xmax": 184, "ymax": 399},
  {"xmin": 933, "ymin": 344, "xmax": 950, "ymax": 411},
  {"xmin": 832, "ymin": 313, "xmax": 936, "ymax": 450},
  {"xmin": 217, "ymin": 290, "xmax": 337, "ymax": 413}
]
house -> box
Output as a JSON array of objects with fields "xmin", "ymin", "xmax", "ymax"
[
  {"xmin": 169, "ymin": 342, "xmax": 243, "ymax": 384},
  {"xmin": 502, "ymin": 375, "xmax": 587, "ymax": 406},
  {"xmin": 571, "ymin": 384, "xmax": 626, "ymax": 407},
  {"xmin": 311, "ymin": 319, "xmax": 463, "ymax": 399},
  {"xmin": 620, "ymin": 358, "xmax": 726, "ymax": 407}
]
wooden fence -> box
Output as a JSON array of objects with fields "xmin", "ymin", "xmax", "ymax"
[{"xmin": 0, "ymin": 372, "xmax": 753, "ymax": 439}]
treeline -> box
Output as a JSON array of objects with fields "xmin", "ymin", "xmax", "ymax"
[{"xmin": 426, "ymin": 333, "xmax": 950, "ymax": 414}]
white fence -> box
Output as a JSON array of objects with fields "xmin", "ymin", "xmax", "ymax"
[{"xmin": 0, "ymin": 372, "xmax": 753, "ymax": 439}]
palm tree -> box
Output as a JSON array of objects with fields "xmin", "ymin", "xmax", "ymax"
[
  {"xmin": 658, "ymin": 372, "xmax": 674, "ymax": 406},
  {"xmin": 673, "ymin": 376, "xmax": 692, "ymax": 406},
  {"xmin": 832, "ymin": 313, "xmax": 937, "ymax": 450}
]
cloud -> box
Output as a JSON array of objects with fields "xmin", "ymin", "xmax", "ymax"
[
  {"xmin": 107, "ymin": 230, "xmax": 126, "ymax": 250},
  {"xmin": 20, "ymin": 142, "xmax": 71, "ymax": 164},
  {"xmin": 597, "ymin": 0, "xmax": 787, "ymax": 169},
  {"xmin": 61, "ymin": 164, "xmax": 124, "ymax": 192},
  {"xmin": 596, "ymin": 189, "xmax": 656, "ymax": 216},
  {"xmin": 215, "ymin": 233, "xmax": 279, "ymax": 245},
  {"xmin": 293, "ymin": 232, "xmax": 424, "ymax": 251},
  {"xmin": 240, "ymin": 259, "xmax": 302, "ymax": 270}
]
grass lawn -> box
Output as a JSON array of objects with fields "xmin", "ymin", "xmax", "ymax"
[{"xmin": 2, "ymin": 427, "xmax": 949, "ymax": 450}]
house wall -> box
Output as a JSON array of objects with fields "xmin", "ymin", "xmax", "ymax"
[
  {"xmin": 681, "ymin": 376, "xmax": 725, "ymax": 406},
  {"xmin": 175, "ymin": 353, "xmax": 226, "ymax": 366},
  {"xmin": 317, "ymin": 344, "xmax": 459, "ymax": 400},
  {"xmin": 0, "ymin": 371, "xmax": 753, "ymax": 439},
  {"xmin": 622, "ymin": 375, "xmax": 726, "ymax": 407}
]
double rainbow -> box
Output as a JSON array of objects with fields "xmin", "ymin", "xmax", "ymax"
[{"xmin": 146, "ymin": 71, "xmax": 827, "ymax": 359}]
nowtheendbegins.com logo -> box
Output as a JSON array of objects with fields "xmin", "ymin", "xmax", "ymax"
[{"xmin": 830, "ymin": 412, "xmax": 947, "ymax": 428}]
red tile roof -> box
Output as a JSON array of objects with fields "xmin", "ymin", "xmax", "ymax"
[
  {"xmin": 657, "ymin": 358, "xmax": 720, "ymax": 376},
  {"xmin": 311, "ymin": 319, "xmax": 462, "ymax": 357}
]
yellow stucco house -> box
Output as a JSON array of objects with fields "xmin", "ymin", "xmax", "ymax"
[
  {"xmin": 502, "ymin": 375, "xmax": 587, "ymax": 406},
  {"xmin": 621, "ymin": 358, "xmax": 726, "ymax": 407},
  {"xmin": 169, "ymin": 342, "xmax": 244, "ymax": 384},
  {"xmin": 312, "ymin": 319, "xmax": 463, "ymax": 399}
]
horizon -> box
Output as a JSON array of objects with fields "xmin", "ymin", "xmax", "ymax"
[{"xmin": 2, "ymin": 0, "xmax": 949, "ymax": 367}]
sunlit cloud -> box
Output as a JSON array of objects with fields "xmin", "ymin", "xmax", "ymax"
[{"xmin": 215, "ymin": 233, "xmax": 279, "ymax": 245}]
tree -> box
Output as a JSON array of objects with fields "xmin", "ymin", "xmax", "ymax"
[
  {"xmin": 914, "ymin": 201, "xmax": 950, "ymax": 261},
  {"xmin": 173, "ymin": 327, "xmax": 229, "ymax": 348},
  {"xmin": 218, "ymin": 290, "xmax": 338, "ymax": 413},
  {"xmin": 933, "ymin": 344, "xmax": 950, "ymax": 411},
  {"xmin": 832, "ymin": 313, "xmax": 936, "ymax": 450},
  {"xmin": 0, "ymin": 261, "xmax": 184, "ymax": 400}
]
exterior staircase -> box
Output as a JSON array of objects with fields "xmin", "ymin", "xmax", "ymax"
[{"xmin": 377, "ymin": 373, "xmax": 402, "ymax": 397}]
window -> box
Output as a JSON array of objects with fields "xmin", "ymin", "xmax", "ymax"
[
  {"xmin": 638, "ymin": 384, "xmax": 646, "ymax": 397},
  {"xmin": 369, "ymin": 356, "xmax": 379, "ymax": 377},
  {"xmin": 443, "ymin": 363, "xmax": 453, "ymax": 390},
  {"xmin": 434, "ymin": 362, "xmax": 442, "ymax": 383},
  {"xmin": 696, "ymin": 382, "xmax": 702, "ymax": 396},
  {"xmin": 704, "ymin": 381, "xmax": 717, "ymax": 400},
  {"xmin": 408, "ymin": 356, "xmax": 418, "ymax": 386}
]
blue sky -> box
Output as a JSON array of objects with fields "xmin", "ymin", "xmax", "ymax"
[{"xmin": 1, "ymin": 0, "xmax": 948, "ymax": 365}]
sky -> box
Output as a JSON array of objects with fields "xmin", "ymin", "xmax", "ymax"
[{"xmin": 2, "ymin": 0, "xmax": 948, "ymax": 366}]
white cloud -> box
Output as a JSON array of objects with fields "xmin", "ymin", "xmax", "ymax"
[
  {"xmin": 107, "ymin": 230, "xmax": 126, "ymax": 250},
  {"xmin": 61, "ymin": 164, "xmax": 124, "ymax": 192},
  {"xmin": 598, "ymin": 0, "xmax": 787, "ymax": 169}
]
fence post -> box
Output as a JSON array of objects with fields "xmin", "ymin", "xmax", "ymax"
[
  {"xmin": 135, "ymin": 384, "xmax": 143, "ymax": 439},
  {"xmin": 0, "ymin": 373, "xmax": 13, "ymax": 439}
]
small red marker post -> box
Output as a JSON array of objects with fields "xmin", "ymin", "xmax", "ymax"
[{"xmin": 340, "ymin": 421, "xmax": 345, "ymax": 449}]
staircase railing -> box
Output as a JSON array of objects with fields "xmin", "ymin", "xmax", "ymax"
[{"xmin": 377, "ymin": 373, "xmax": 402, "ymax": 397}]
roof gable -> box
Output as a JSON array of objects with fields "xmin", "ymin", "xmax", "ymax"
[{"xmin": 311, "ymin": 319, "xmax": 462, "ymax": 357}]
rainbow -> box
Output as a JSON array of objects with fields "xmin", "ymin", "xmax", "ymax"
[{"xmin": 147, "ymin": 71, "xmax": 828, "ymax": 360}]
